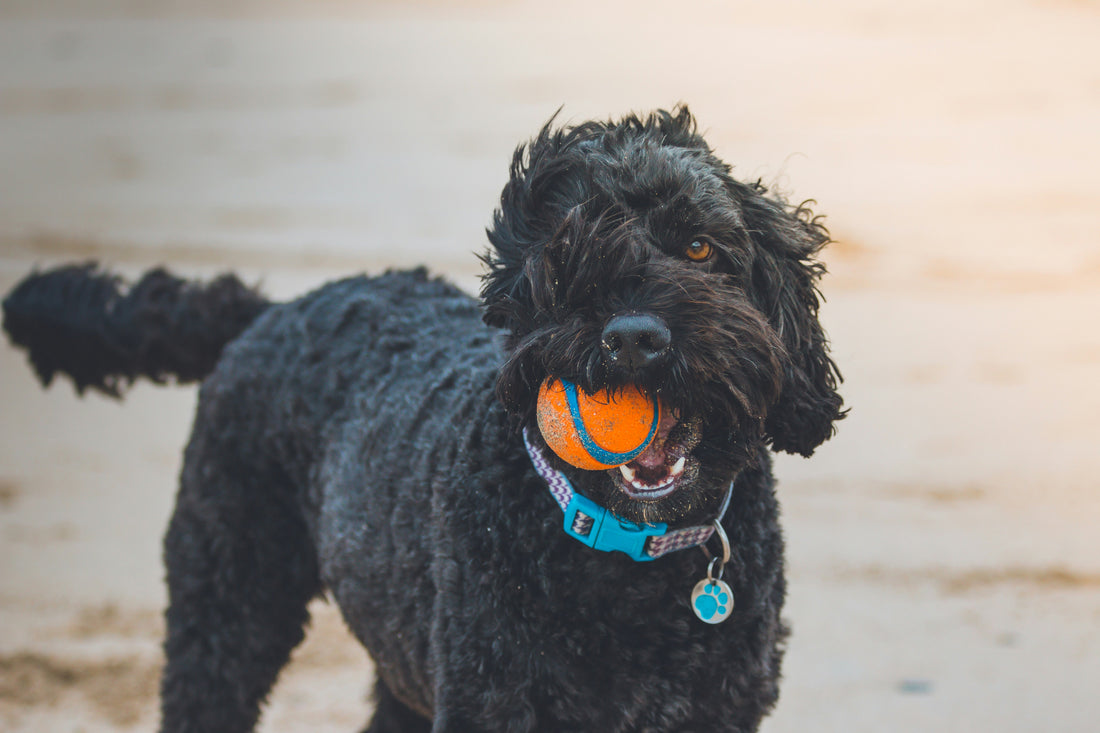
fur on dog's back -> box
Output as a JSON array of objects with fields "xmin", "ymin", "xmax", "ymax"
[{"xmin": 198, "ymin": 267, "xmax": 502, "ymax": 501}]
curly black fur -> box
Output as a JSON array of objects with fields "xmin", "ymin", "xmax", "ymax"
[
  {"xmin": 2, "ymin": 263, "xmax": 267, "ymax": 396},
  {"xmin": 3, "ymin": 107, "xmax": 843, "ymax": 732}
]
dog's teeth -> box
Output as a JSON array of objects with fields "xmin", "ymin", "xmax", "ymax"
[
  {"xmin": 670, "ymin": 456, "xmax": 686, "ymax": 476},
  {"xmin": 619, "ymin": 464, "xmax": 637, "ymax": 483}
]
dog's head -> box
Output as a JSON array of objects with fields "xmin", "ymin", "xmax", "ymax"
[{"xmin": 481, "ymin": 107, "xmax": 844, "ymax": 524}]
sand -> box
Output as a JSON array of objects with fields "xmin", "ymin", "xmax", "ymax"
[{"xmin": 1, "ymin": 1, "xmax": 1099, "ymax": 730}]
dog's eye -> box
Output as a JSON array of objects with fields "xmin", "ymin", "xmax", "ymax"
[{"xmin": 684, "ymin": 240, "xmax": 713, "ymax": 262}]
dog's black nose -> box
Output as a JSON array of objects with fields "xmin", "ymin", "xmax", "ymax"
[{"xmin": 601, "ymin": 313, "xmax": 671, "ymax": 372}]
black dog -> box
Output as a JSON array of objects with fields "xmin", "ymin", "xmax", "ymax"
[{"xmin": 3, "ymin": 107, "xmax": 843, "ymax": 732}]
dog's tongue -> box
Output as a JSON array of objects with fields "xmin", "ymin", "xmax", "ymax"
[{"xmin": 631, "ymin": 404, "xmax": 678, "ymax": 469}]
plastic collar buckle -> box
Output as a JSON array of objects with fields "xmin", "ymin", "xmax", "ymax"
[{"xmin": 562, "ymin": 491, "xmax": 668, "ymax": 562}]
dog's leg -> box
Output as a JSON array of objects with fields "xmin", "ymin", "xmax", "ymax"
[
  {"xmin": 158, "ymin": 430, "xmax": 320, "ymax": 733},
  {"xmin": 362, "ymin": 680, "xmax": 432, "ymax": 733}
]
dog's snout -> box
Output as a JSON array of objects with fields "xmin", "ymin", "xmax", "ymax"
[{"xmin": 601, "ymin": 313, "xmax": 671, "ymax": 372}]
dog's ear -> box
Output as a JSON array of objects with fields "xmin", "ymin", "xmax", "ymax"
[
  {"xmin": 735, "ymin": 183, "xmax": 845, "ymax": 456},
  {"xmin": 479, "ymin": 116, "xmax": 565, "ymax": 332},
  {"xmin": 479, "ymin": 236, "xmax": 530, "ymax": 332}
]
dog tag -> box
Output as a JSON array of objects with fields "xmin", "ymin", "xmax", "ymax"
[{"xmin": 691, "ymin": 578, "xmax": 734, "ymax": 624}]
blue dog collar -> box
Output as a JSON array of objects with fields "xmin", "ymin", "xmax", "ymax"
[{"xmin": 523, "ymin": 429, "xmax": 732, "ymax": 562}]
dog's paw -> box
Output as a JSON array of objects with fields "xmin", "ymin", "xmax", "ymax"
[{"xmin": 692, "ymin": 582, "xmax": 731, "ymax": 623}]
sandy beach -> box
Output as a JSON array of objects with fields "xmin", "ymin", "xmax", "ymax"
[{"xmin": 2, "ymin": 1, "xmax": 1099, "ymax": 730}]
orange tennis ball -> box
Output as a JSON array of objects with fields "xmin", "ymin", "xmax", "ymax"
[{"xmin": 536, "ymin": 378, "xmax": 660, "ymax": 471}]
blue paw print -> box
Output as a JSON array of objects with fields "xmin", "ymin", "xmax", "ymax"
[{"xmin": 694, "ymin": 583, "xmax": 729, "ymax": 621}]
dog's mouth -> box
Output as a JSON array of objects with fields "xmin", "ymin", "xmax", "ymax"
[{"xmin": 611, "ymin": 406, "xmax": 701, "ymax": 502}]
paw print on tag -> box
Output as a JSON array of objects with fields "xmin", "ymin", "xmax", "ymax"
[
  {"xmin": 691, "ymin": 578, "xmax": 733, "ymax": 624},
  {"xmin": 695, "ymin": 584, "xmax": 728, "ymax": 618}
]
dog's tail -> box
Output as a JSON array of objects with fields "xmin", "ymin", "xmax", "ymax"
[{"xmin": 2, "ymin": 262, "xmax": 269, "ymax": 397}]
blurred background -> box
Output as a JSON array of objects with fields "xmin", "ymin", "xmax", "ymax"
[{"xmin": 1, "ymin": 1, "xmax": 1098, "ymax": 730}]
